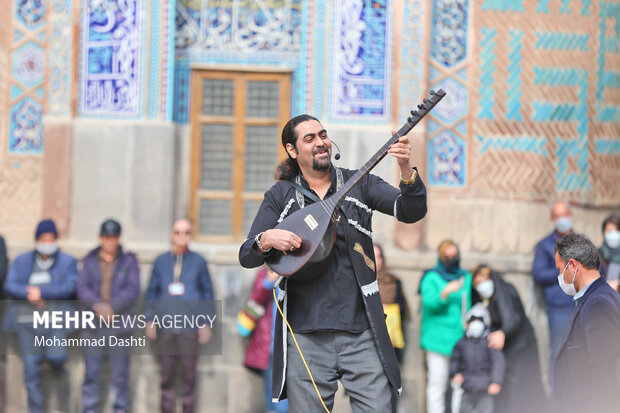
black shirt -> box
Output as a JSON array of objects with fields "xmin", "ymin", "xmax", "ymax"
[
  {"xmin": 239, "ymin": 165, "xmax": 428, "ymax": 334},
  {"xmin": 287, "ymin": 170, "xmax": 369, "ymax": 332}
]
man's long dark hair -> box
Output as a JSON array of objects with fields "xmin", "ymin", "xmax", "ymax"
[{"xmin": 274, "ymin": 114, "xmax": 319, "ymax": 181}]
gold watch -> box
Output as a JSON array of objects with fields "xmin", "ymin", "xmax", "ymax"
[{"xmin": 400, "ymin": 168, "xmax": 418, "ymax": 185}]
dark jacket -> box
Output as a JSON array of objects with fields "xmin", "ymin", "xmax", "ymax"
[
  {"xmin": 145, "ymin": 250, "xmax": 213, "ymax": 301},
  {"xmin": 473, "ymin": 272, "xmax": 548, "ymax": 413},
  {"xmin": 3, "ymin": 250, "xmax": 78, "ymax": 331},
  {"xmin": 77, "ymin": 246, "xmax": 140, "ymax": 318},
  {"xmin": 239, "ymin": 167, "xmax": 427, "ymax": 401},
  {"xmin": 450, "ymin": 335, "xmax": 505, "ymax": 392},
  {"xmin": 552, "ymin": 277, "xmax": 620, "ymax": 413},
  {"xmin": 473, "ymin": 272, "xmax": 537, "ymax": 354},
  {"xmin": 144, "ymin": 250, "xmax": 214, "ymax": 330},
  {"xmin": 532, "ymin": 232, "xmax": 574, "ymax": 309},
  {"xmin": 0, "ymin": 236, "xmax": 7, "ymax": 298},
  {"xmin": 599, "ymin": 241, "xmax": 620, "ymax": 278}
]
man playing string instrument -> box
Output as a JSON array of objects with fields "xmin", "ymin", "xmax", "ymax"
[{"xmin": 239, "ymin": 114, "xmax": 427, "ymax": 412}]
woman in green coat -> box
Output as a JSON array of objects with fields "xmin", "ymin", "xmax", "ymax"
[{"xmin": 419, "ymin": 240, "xmax": 472, "ymax": 413}]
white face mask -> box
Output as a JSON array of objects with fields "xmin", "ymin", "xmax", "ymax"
[
  {"xmin": 557, "ymin": 261, "xmax": 577, "ymax": 296},
  {"xmin": 476, "ymin": 280, "xmax": 495, "ymax": 299},
  {"xmin": 466, "ymin": 320, "xmax": 486, "ymax": 338},
  {"xmin": 554, "ymin": 217, "xmax": 573, "ymax": 234},
  {"xmin": 604, "ymin": 230, "xmax": 620, "ymax": 249},
  {"xmin": 36, "ymin": 242, "xmax": 58, "ymax": 256}
]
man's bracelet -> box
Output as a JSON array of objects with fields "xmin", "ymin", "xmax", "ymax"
[
  {"xmin": 254, "ymin": 232, "xmax": 272, "ymax": 254},
  {"xmin": 400, "ymin": 168, "xmax": 418, "ymax": 185}
]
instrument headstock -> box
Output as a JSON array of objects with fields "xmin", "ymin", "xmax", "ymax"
[{"xmin": 396, "ymin": 89, "xmax": 446, "ymax": 138}]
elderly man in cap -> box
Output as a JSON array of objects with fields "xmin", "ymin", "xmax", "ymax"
[
  {"xmin": 77, "ymin": 219, "xmax": 140, "ymax": 413},
  {"xmin": 3, "ymin": 219, "xmax": 78, "ymax": 413}
]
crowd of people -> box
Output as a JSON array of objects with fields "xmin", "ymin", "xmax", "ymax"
[
  {"xmin": 0, "ymin": 112, "xmax": 618, "ymax": 413},
  {"xmin": 415, "ymin": 204, "xmax": 620, "ymax": 413},
  {"xmin": 0, "ymin": 217, "xmax": 214, "ymax": 413},
  {"xmin": 235, "ymin": 114, "xmax": 619, "ymax": 413}
]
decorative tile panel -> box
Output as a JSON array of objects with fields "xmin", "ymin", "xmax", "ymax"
[
  {"xmin": 174, "ymin": 0, "xmax": 306, "ymax": 122},
  {"xmin": 431, "ymin": 78, "xmax": 467, "ymax": 125},
  {"xmin": 79, "ymin": 0, "xmax": 143, "ymax": 117},
  {"xmin": 427, "ymin": 0, "xmax": 470, "ymax": 188},
  {"xmin": 8, "ymin": 0, "xmax": 47, "ymax": 154},
  {"xmin": 312, "ymin": 0, "xmax": 326, "ymax": 116},
  {"xmin": 330, "ymin": 0, "xmax": 392, "ymax": 121},
  {"xmin": 431, "ymin": 0, "xmax": 469, "ymax": 68},
  {"xmin": 145, "ymin": 0, "xmax": 174, "ymax": 120},
  {"xmin": 175, "ymin": 0, "xmax": 302, "ymax": 61},
  {"xmin": 428, "ymin": 131, "xmax": 466, "ymax": 187},
  {"xmin": 478, "ymin": 27, "xmax": 496, "ymax": 120},
  {"xmin": 9, "ymin": 97, "xmax": 43, "ymax": 154},
  {"xmin": 12, "ymin": 42, "xmax": 45, "ymax": 88},
  {"xmin": 399, "ymin": 0, "xmax": 425, "ymax": 122},
  {"xmin": 173, "ymin": 65, "xmax": 190, "ymax": 124},
  {"xmin": 470, "ymin": 0, "xmax": 620, "ymax": 205},
  {"xmin": 506, "ymin": 29, "xmax": 523, "ymax": 121},
  {"xmin": 48, "ymin": 0, "xmax": 73, "ymax": 117},
  {"xmin": 15, "ymin": 0, "xmax": 46, "ymax": 30}
]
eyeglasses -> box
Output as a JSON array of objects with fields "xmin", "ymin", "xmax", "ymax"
[{"xmin": 173, "ymin": 230, "xmax": 191, "ymax": 235}]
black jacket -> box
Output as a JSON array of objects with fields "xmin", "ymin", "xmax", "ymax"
[
  {"xmin": 552, "ymin": 277, "xmax": 620, "ymax": 413},
  {"xmin": 239, "ymin": 166, "xmax": 427, "ymax": 401},
  {"xmin": 450, "ymin": 335, "xmax": 505, "ymax": 392},
  {"xmin": 0, "ymin": 236, "xmax": 7, "ymax": 299},
  {"xmin": 473, "ymin": 272, "xmax": 536, "ymax": 355}
]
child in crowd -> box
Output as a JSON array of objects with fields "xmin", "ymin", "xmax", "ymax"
[{"xmin": 450, "ymin": 303, "xmax": 505, "ymax": 413}]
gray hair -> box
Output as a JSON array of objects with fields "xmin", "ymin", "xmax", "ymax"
[{"xmin": 554, "ymin": 233, "xmax": 600, "ymax": 270}]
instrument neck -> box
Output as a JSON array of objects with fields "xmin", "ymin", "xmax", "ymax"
[{"xmin": 330, "ymin": 134, "xmax": 401, "ymax": 208}]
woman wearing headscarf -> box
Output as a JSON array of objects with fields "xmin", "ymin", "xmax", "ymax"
[
  {"xmin": 471, "ymin": 265, "xmax": 548, "ymax": 413},
  {"xmin": 419, "ymin": 240, "xmax": 472, "ymax": 413}
]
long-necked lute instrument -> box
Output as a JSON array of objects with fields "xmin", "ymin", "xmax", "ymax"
[{"xmin": 266, "ymin": 89, "xmax": 446, "ymax": 281}]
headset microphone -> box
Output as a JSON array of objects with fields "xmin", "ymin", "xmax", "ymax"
[{"xmin": 332, "ymin": 141, "xmax": 342, "ymax": 160}]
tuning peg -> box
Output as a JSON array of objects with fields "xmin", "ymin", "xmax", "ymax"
[
  {"xmin": 407, "ymin": 117, "xmax": 413, "ymax": 123},
  {"xmin": 417, "ymin": 104, "xmax": 424, "ymax": 109},
  {"xmin": 423, "ymin": 98, "xmax": 430, "ymax": 104},
  {"xmin": 430, "ymin": 89, "xmax": 435, "ymax": 95},
  {"xmin": 412, "ymin": 110, "xmax": 419, "ymax": 117}
]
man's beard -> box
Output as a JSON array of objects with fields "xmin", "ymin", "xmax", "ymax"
[{"xmin": 312, "ymin": 148, "xmax": 331, "ymax": 171}]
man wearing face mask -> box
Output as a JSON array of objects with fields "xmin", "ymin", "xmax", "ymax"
[
  {"xmin": 419, "ymin": 240, "xmax": 472, "ymax": 413},
  {"xmin": 3, "ymin": 219, "xmax": 78, "ymax": 413},
  {"xmin": 532, "ymin": 201, "xmax": 575, "ymax": 355},
  {"xmin": 552, "ymin": 233, "xmax": 620, "ymax": 413}
]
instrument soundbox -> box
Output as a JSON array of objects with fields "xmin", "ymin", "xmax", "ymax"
[{"xmin": 266, "ymin": 89, "xmax": 446, "ymax": 281}]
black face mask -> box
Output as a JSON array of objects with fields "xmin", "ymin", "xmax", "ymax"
[{"xmin": 443, "ymin": 257, "xmax": 459, "ymax": 269}]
